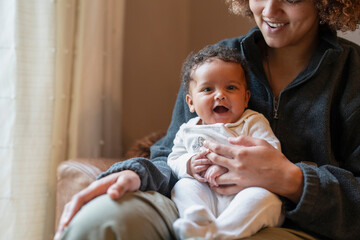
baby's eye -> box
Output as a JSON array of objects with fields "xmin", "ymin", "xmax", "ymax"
[
  {"xmin": 285, "ymin": 0, "xmax": 302, "ymax": 4},
  {"xmin": 202, "ymin": 87, "xmax": 212, "ymax": 92},
  {"xmin": 227, "ymin": 85, "xmax": 237, "ymax": 90}
]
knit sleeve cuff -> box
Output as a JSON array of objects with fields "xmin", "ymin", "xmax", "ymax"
[{"xmin": 286, "ymin": 163, "xmax": 320, "ymax": 223}]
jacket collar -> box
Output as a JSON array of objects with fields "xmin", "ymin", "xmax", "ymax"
[{"xmin": 240, "ymin": 27, "xmax": 342, "ymax": 88}]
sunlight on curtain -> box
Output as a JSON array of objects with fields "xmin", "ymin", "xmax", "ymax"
[
  {"xmin": 0, "ymin": 0, "xmax": 125, "ymax": 239},
  {"xmin": 68, "ymin": 0, "xmax": 124, "ymax": 159},
  {"xmin": 0, "ymin": 0, "xmax": 56, "ymax": 239}
]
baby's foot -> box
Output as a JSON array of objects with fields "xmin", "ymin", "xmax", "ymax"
[
  {"xmin": 183, "ymin": 205, "xmax": 215, "ymax": 225},
  {"xmin": 173, "ymin": 218, "xmax": 216, "ymax": 240}
]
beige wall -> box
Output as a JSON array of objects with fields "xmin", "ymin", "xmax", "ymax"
[
  {"xmin": 121, "ymin": 0, "xmax": 255, "ymax": 153},
  {"xmin": 338, "ymin": 29, "xmax": 360, "ymax": 45},
  {"xmin": 189, "ymin": 0, "xmax": 255, "ymax": 51}
]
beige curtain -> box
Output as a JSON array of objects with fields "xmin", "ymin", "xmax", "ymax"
[
  {"xmin": 0, "ymin": 0, "xmax": 125, "ymax": 239},
  {"xmin": 0, "ymin": 1, "xmax": 57, "ymax": 239},
  {"xmin": 66, "ymin": 0, "xmax": 124, "ymax": 159}
]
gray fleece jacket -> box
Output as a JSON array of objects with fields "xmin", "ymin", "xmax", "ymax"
[{"xmin": 99, "ymin": 27, "xmax": 360, "ymax": 240}]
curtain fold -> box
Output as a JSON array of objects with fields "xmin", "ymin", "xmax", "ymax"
[
  {"xmin": 0, "ymin": 1, "xmax": 56, "ymax": 239},
  {"xmin": 68, "ymin": 0, "xmax": 124, "ymax": 159},
  {"xmin": 0, "ymin": 0, "xmax": 125, "ymax": 239}
]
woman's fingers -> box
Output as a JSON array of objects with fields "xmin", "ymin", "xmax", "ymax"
[
  {"xmin": 204, "ymin": 136, "xmax": 272, "ymax": 174},
  {"xmin": 206, "ymin": 151, "xmax": 234, "ymax": 169},
  {"xmin": 198, "ymin": 147, "xmax": 210, "ymax": 156},
  {"xmin": 227, "ymin": 135, "xmax": 261, "ymax": 147},
  {"xmin": 215, "ymin": 171, "xmax": 244, "ymax": 186},
  {"xmin": 204, "ymin": 136, "xmax": 268, "ymax": 161},
  {"xmin": 203, "ymin": 140, "xmax": 236, "ymax": 159},
  {"xmin": 107, "ymin": 170, "xmax": 141, "ymax": 199}
]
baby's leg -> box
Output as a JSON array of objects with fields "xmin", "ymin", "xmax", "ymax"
[
  {"xmin": 215, "ymin": 187, "xmax": 284, "ymax": 239},
  {"xmin": 171, "ymin": 178, "xmax": 217, "ymax": 239}
]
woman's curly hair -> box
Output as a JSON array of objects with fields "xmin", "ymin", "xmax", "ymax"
[
  {"xmin": 225, "ymin": 0, "xmax": 360, "ymax": 32},
  {"xmin": 181, "ymin": 44, "xmax": 248, "ymax": 94}
]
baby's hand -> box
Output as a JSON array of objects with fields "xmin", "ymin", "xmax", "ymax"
[
  {"xmin": 187, "ymin": 148, "xmax": 212, "ymax": 182},
  {"xmin": 204, "ymin": 165, "xmax": 228, "ymax": 187}
]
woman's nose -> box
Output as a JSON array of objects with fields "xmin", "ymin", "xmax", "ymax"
[{"xmin": 262, "ymin": 0, "xmax": 283, "ymax": 17}]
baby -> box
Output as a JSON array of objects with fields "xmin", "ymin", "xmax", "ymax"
[{"xmin": 168, "ymin": 44, "xmax": 284, "ymax": 239}]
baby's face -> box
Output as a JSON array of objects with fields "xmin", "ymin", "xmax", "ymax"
[{"xmin": 186, "ymin": 58, "xmax": 250, "ymax": 125}]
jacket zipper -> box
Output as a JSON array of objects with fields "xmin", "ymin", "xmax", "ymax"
[
  {"xmin": 271, "ymin": 49, "xmax": 331, "ymax": 120},
  {"xmin": 273, "ymin": 93, "xmax": 281, "ymax": 120}
]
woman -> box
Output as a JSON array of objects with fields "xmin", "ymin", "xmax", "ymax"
[{"xmin": 55, "ymin": 0, "xmax": 360, "ymax": 239}]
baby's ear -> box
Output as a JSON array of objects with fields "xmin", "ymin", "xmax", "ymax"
[{"xmin": 186, "ymin": 94, "xmax": 195, "ymax": 113}]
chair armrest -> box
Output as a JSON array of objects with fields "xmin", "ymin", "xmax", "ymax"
[{"xmin": 55, "ymin": 158, "xmax": 121, "ymax": 227}]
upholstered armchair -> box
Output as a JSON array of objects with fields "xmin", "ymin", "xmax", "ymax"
[{"xmin": 55, "ymin": 131, "xmax": 165, "ymax": 227}]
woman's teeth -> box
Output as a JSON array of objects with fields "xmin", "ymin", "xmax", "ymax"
[{"xmin": 267, "ymin": 22, "xmax": 286, "ymax": 28}]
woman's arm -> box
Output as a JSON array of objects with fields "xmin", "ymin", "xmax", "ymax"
[
  {"xmin": 286, "ymin": 107, "xmax": 360, "ymax": 240},
  {"xmin": 98, "ymin": 85, "xmax": 196, "ymax": 197},
  {"xmin": 55, "ymin": 86, "xmax": 194, "ymax": 239}
]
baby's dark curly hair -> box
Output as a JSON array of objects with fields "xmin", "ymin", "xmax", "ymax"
[
  {"xmin": 225, "ymin": 0, "xmax": 360, "ymax": 32},
  {"xmin": 181, "ymin": 44, "xmax": 248, "ymax": 94}
]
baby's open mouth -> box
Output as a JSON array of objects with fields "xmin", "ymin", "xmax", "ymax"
[{"xmin": 213, "ymin": 106, "xmax": 229, "ymax": 113}]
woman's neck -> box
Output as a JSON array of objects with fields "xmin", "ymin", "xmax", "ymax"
[{"xmin": 262, "ymin": 34, "xmax": 319, "ymax": 98}]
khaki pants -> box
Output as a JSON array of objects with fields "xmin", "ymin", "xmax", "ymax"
[{"xmin": 60, "ymin": 191, "xmax": 316, "ymax": 240}]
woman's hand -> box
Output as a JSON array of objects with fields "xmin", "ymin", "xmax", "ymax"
[
  {"xmin": 187, "ymin": 148, "xmax": 212, "ymax": 182},
  {"xmin": 54, "ymin": 170, "xmax": 140, "ymax": 240},
  {"xmin": 204, "ymin": 136, "xmax": 304, "ymax": 203}
]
